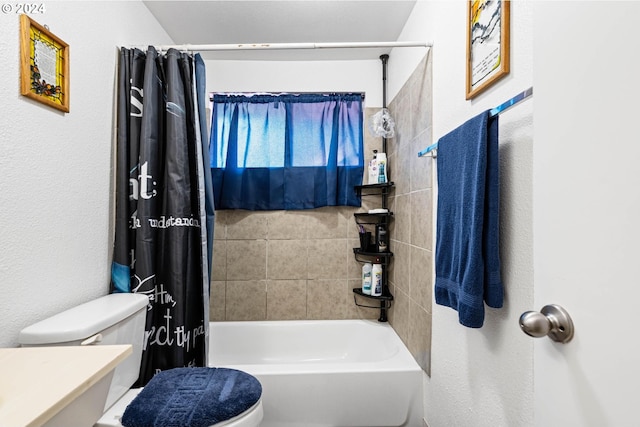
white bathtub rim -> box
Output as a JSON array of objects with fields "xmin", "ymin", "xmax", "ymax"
[{"xmin": 208, "ymin": 319, "xmax": 421, "ymax": 374}]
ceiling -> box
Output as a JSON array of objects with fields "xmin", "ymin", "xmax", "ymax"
[{"xmin": 142, "ymin": 1, "xmax": 418, "ymax": 61}]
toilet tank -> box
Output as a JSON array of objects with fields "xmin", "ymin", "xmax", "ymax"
[{"xmin": 19, "ymin": 293, "xmax": 149, "ymax": 411}]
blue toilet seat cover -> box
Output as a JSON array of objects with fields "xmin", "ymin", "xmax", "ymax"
[{"xmin": 121, "ymin": 367, "xmax": 262, "ymax": 427}]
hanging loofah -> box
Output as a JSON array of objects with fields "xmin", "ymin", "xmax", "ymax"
[{"xmin": 368, "ymin": 108, "xmax": 396, "ymax": 138}]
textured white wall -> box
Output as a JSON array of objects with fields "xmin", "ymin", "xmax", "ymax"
[
  {"xmin": 0, "ymin": 1, "xmax": 172, "ymax": 347},
  {"xmin": 390, "ymin": 2, "xmax": 535, "ymax": 426}
]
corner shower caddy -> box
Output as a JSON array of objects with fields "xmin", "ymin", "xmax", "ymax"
[
  {"xmin": 352, "ymin": 181, "xmax": 395, "ymax": 322},
  {"xmin": 352, "ymin": 54, "xmax": 395, "ymax": 322}
]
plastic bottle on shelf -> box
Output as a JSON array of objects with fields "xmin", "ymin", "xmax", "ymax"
[
  {"xmin": 368, "ymin": 150, "xmax": 378, "ymax": 184},
  {"xmin": 371, "ymin": 262, "xmax": 383, "ymax": 296},
  {"xmin": 377, "ymin": 225, "xmax": 387, "ymax": 253},
  {"xmin": 362, "ymin": 262, "xmax": 373, "ymax": 295},
  {"xmin": 376, "ymin": 152, "xmax": 388, "ymax": 183}
]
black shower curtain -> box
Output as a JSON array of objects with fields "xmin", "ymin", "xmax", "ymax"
[{"xmin": 111, "ymin": 46, "xmax": 214, "ymax": 386}]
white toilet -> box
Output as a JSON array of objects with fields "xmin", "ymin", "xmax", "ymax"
[{"xmin": 19, "ymin": 293, "xmax": 263, "ymax": 427}]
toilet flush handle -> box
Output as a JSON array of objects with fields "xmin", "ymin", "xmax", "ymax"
[{"xmin": 80, "ymin": 333, "xmax": 103, "ymax": 346}]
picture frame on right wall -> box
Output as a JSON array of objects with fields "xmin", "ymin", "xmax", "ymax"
[{"xmin": 466, "ymin": 0, "xmax": 510, "ymax": 100}]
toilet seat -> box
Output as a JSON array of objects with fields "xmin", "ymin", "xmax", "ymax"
[{"xmin": 95, "ymin": 388, "xmax": 263, "ymax": 427}]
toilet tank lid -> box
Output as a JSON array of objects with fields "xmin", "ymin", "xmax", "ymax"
[{"xmin": 19, "ymin": 293, "xmax": 149, "ymax": 345}]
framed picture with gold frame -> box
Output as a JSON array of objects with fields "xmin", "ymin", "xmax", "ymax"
[
  {"xmin": 20, "ymin": 14, "xmax": 69, "ymax": 112},
  {"xmin": 466, "ymin": 0, "xmax": 510, "ymax": 100}
]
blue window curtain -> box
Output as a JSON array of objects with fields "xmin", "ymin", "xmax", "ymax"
[{"xmin": 210, "ymin": 93, "xmax": 364, "ymax": 210}]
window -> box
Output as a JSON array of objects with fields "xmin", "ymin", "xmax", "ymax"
[{"xmin": 210, "ymin": 93, "xmax": 364, "ymax": 210}]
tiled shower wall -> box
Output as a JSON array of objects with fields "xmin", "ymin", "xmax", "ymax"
[
  {"xmin": 387, "ymin": 52, "xmax": 433, "ymax": 375},
  {"xmin": 208, "ymin": 204, "xmax": 379, "ymax": 322},
  {"xmin": 209, "ymin": 51, "xmax": 433, "ymax": 374}
]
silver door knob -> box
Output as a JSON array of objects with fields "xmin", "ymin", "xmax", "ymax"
[{"xmin": 519, "ymin": 304, "xmax": 574, "ymax": 343}]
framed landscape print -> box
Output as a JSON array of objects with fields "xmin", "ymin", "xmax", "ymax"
[{"xmin": 466, "ymin": 0, "xmax": 510, "ymax": 100}]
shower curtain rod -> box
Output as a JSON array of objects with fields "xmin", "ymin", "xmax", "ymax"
[{"xmin": 144, "ymin": 41, "xmax": 432, "ymax": 52}]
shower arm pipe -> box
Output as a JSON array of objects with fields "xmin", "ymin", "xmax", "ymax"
[{"xmin": 145, "ymin": 41, "xmax": 432, "ymax": 52}]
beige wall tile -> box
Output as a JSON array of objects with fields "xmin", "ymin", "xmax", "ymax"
[
  {"xmin": 410, "ymin": 190, "xmax": 432, "ymax": 250},
  {"xmin": 411, "ymin": 129, "xmax": 434, "ymax": 192},
  {"xmin": 391, "ymin": 90, "xmax": 411, "ymax": 145},
  {"xmin": 211, "ymin": 240, "xmax": 226, "ymax": 281},
  {"xmin": 409, "ymin": 52, "xmax": 432, "ymax": 140},
  {"xmin": 226, "ymin": 210, "xmax": 268, "ymax": 240},
  {"xmin": 390, "ymin": 241, "xmax": 410, "ymax": 295},
  {"xmin": 267, "ymin": 239, "xmax": 307, "ymax": 279},
  {"xmin": 226, "ymin": 240, "xmax": 267, "ymax": 280},
  {"xmin": 209, "ymin": 280, "xmax": 226, "ymax": 321},
  {"xmin": 266, "ymin": 280, "xmax": 307, "ymax": 320},
  {"xmin": 410, "ymin": 246, "xmax": 433, "ymax": 311},
  {"xmin": 213, "ymin": 210, "xmax": 227, "ymax": 240},
  {"xmin": 225, "ymin": 280, "xmax": 266, "ymax": 320},
  {"xmin": 307, "ymin": 239, "xmax": 347, "ymax": 279},
  {"xmin": 306, "ymin": 279, "xmax": 348, "ymax": 319},
  {"xmin": 342, "ymin": 207, "xmax": 361, "ymax": 240},
  {"xmin": 389, "ymin": 285, "xmax": 410, "ymax": 346},
  {"xmin": 306, "ymin": 207, "xmax": 348, "ymax": 239},
  {"xmin": 268, "ymin": 211, "xmax": 308, "ymax": 240},
  {"xmin": 392, "ymin": 194, "xmax": 411, "ymax": 244},
  {"xmin": 408, "ymin": 302, "xmax": 432, "ymax": 375},
  {"xmin": 394, "ymin": 138, "xmax": 412, "ymax": 195},
  {"xmin": 386, "ymin": 139, "xmax": 400, "ymax": 164}
]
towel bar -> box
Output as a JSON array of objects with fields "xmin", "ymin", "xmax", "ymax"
[{"xmin": 418, "ymin": 87, "xmax": 533, "ymax": 158}]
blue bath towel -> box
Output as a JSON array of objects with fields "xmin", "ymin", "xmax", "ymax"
[
  {"xmin": 434, "ymin": 110, "xmax": 503, "ymax": 328},
  {"xmin": 121, "ymin": 367, "xmax": 262, "ymax": 427}
]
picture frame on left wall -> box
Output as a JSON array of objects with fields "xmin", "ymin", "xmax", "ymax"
[
  {"xmin": 20, "ymin": 14, "xmax": 69, "ymax": 112},
  {"xmin": 466, "ymin": 0, "xmax": 510, "ymax": 100}
]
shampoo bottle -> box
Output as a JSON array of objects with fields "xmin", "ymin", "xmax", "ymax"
[
  {"xmin": 376, "ymin": 152, "xmax": 388, "ymax": 183},
  {"xmin": 371, "ymin": 263, "xmax": 383, "ymax": 296},
  {"xmin": 368, "ymin": 150, "xmax": 378, "ymax": 184},
  {"xmin": 362, "ymin": 262, "xmax": 373, "ymax": 295}
]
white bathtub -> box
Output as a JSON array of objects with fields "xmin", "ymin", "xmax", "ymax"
[{"xmin": 209, "ymin": 320, "xmax": 423, "ymax": 427}]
